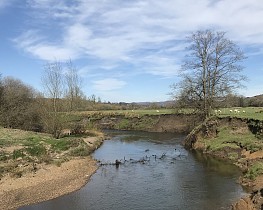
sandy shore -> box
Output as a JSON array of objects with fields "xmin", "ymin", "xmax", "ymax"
[{"xmin": 0, "ymin": 156, "xmax": 98, "ymax": 210}]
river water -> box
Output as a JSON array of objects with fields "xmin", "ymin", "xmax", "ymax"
[{"xmin": 20, "ymin": 130, "xmax": 246, "ymax": 210}]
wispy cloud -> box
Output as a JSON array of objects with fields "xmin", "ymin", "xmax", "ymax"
[
  {"xmin": 92, "ymin": 78, "xmax": 126, "ymax": 92},
  {"xmin": 12, "ymin": 0, "xmax": 263, "ymax": 79},
  {"xmin": 13, "ymin": 30, "xmax": 78, "ymax": 60}
]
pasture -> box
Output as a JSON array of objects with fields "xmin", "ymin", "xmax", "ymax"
[
  {"xmin": 74, "ymin": 109, "xmax": 176, "ymax": 117},
  {"xmin": 214, "ymin": 107, "xmax": 263, "ymax": 120},
  {"xmin": 74, "ymin": 107, "xmax": 263, "ymax": 120}
]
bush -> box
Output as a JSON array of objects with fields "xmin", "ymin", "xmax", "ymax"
[
  {"xmin": 71, "ymin": 123, "xmax": 86, "ymax": 135},
  {"xmin": 51, "ymin": 139, "xmax": 72, "ymax": 151},
  {"xmin": 13, "ymin": 149, "xmax": 25, "ymax": 159},
  {"xmin": 70, "ymin": 146, "xmax": 90, "ymax": 156},
  {"xmin": 26, "ymin": 145, "xmax": 46, "ymax": 156},
  {"xmin": 0, "ymin": 151, "xmax": 8, "ymax": 161},
  {"xmin": 245, "ymin": 162, "xmax": 263, "ymax": 180}
]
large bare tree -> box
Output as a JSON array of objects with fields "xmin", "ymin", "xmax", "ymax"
[{"xmin": 172, "ymin": 29, "xmax": 246, "ymax": 117}]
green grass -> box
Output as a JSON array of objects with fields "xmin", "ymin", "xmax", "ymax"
[
  {"xmin": 26, "ymin": 144, "xmax": 47, "ymax": 156},
  {"xmin": 203, "ymin": 126, "xmax": 263, "ymax": 152},
  {"xmin": 74, "ymin": 109, "xmax": 176, "ymax": 116},
  {"xmin": 12, "ymin": 149, "xmax": 25, "ymax": 159},
  {"xmin": 245, "ymin": 161, "xmax": 263, "ymax": 180},
  {"xmin": 0, "ymin": 127, "xmax": 99, "ymax": 161},
  {"xmin": 0, "ymin": 127, "xmax": 103, "ymax": 178},
  {"xmin": 70, "ymin": 107, "xmax": 263, "ymax": 121},
  {"xmin": 215, "ymin": 107, "xmax": 263, "ymax": 120}
]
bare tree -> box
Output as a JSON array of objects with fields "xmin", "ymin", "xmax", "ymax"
[
  {"xmin": 65, "ymin": 61, "xmax": 84, "ymax": 111},
  {"xmin": 171, "ymin": 29, "xmax": 246, "ymax": 117},
  {"xmin": 41, "ymin": 61, "xmax": 65, "ymax": 138}
]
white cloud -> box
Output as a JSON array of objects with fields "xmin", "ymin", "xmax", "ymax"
[
  {"xmin": 92, "ymin": 78, "xmax": 126, "ymax": 91},
  {"xmin": 26, "ymin": 44, "xmax": 78, "ymax": 61},
  {"xmin": 12, "ymin": 0, "xmax": 263, "ymax": 76},
  {"xmin": 13, "ymin": 30, "xmax": 78, "ymax": 61}
]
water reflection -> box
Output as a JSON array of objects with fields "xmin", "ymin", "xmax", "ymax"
[
  {"xmin": 192, "ymin": 150, "xmax": 242, "ymax": 177},
  {"xmin": 20, "ymin": 130, "xmax": 246, "ymax": 210}
]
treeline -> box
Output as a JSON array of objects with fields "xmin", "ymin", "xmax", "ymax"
[
  {"xmin": 0, "ymin": 61, "xmax": 166, "ymax": 138},
  {"xmin": 174, "ymin": 93, "xmax": 263, "ymax": 109},
  {"xmin": 246, "ymin": 95, "xmax": 263, "ymax": 107},
  {"xmin": 0, "ymin": 61, "xmax": 131, "ymax": 137}
]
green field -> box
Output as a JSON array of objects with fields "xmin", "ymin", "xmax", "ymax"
[
  {"xmin": 73, "ymin": 107, "xmax": 263, "ymax": 120},
  {"xmin": 73, "ymin": 108, "xmax": 199, "ymax": 117},
  {"xmin": 214, "ymin": 107, "xmax": 263, "ymax": 120},
  {"xmin": 74, "ymin": 109, "xmax": 176, "ymax": 117}
]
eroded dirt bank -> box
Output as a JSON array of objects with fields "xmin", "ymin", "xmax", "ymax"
[
  {"xmin": 184, "ymin": 117, "xmax": 263, "ymax": 210},
  {"xmin": 90, "ymin": 113, "xmax": 203, "ymax": 133}
]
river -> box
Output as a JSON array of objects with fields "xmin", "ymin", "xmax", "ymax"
[{"xmin": 20, "ymin": 130, "xmax": 246, "ymax": 210}]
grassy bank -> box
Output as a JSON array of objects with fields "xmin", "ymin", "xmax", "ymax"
[
  {"xmin": 185, "ymin": 116, "xmax": 263, "ymax": 182},
  {"xmin": 0, "ymin": 127, "xmax": 103, "ymax": 179},
  {"xmin": 184, "ymin": 116, "xmax": 263, "ymax": 209}
]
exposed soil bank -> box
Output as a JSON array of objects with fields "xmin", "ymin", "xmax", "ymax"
[
  {"xmin": 184, "ymin": 116, "xmax": 263, "ymax": 210},
  {"xmin": 89, "ymin": 113, "xmax": 203, "ymax": 133},
  {"xmin": 0, "ymin": 136, "xmax": 104, "ymax": 210}
]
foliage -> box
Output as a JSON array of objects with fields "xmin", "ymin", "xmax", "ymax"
[
  {"xmin": 13, "ymin": 149, "xmax": 25, "ymax": 159},
  {"xmin": 244, "ymin": 162, "xmax": 263, "ymax": 180},
  {"xmin": 118, "ymin": 119, "xmax": 131, "ymax": 130},
  {"xmin": 70, "ymin": 145, "xmax": 90, "ymax": 156},
  {"xmin": 26, "ymin": 144, "xmax": 47, "ymax": 156},
  {"xmin": 0, "ymin": 77, "xmax": 42, "ymax": 130},
  {"xmin": 0, "ymin": 151, "xmax": 8, "ymax": 161}
]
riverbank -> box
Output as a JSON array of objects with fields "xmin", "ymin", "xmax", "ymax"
[
  {"xmin": 0, "ymin": 157, "xmax": 98, "ymax": 210},
  {"xmin": 183, "ymin": 116, "xmax": 263, "ymax": 210},
  {"xmin": 84, "ymin": 113, "xmax": 203, "ymax": 133},
  {"xmin": 0, "ymin": 128, "xmax": 104, "ymax": 210}
]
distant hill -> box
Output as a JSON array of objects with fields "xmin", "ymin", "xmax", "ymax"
[{"xmin": 134, "ymin": 101, "xmax": 174, "ymax": 107}]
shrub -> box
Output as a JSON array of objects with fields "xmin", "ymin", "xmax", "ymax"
[
  {"xmin": 26, "ymin": 144, "xmax": 46, "ymax": 156},
  {"xmin": 245, "ymin": 162, "xmax": 263, "ymax": 180},
  {"xmin": 70, "ymin": 146, "xmax": 90, "ymax": 156},
  {"xmin": 0, "ymin": 151, "xmax": 8, "ymax": 161},
  {"xmin": 13, "ymin": 149, "xmax": 25, "ymax": 159}
]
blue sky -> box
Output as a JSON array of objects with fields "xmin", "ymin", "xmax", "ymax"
[{"xmin": 0, "ymin": 0, "xmax": 263, "ymax": 102}]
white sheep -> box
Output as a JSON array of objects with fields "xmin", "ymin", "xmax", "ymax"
[
  {"xmin": 229, "ymin": 110, "xmax": 233, "ymax": 113},
  {"xmin": 242, "ymin": 110, "xmax": 246, "ymax": 113},
  {"xmin": 156, "ymin": 110, "xmax": 160, "ymax": 113},
  {"xmin": 214, "ymin": 110, "xmax": 221, "ymax": 115}
]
